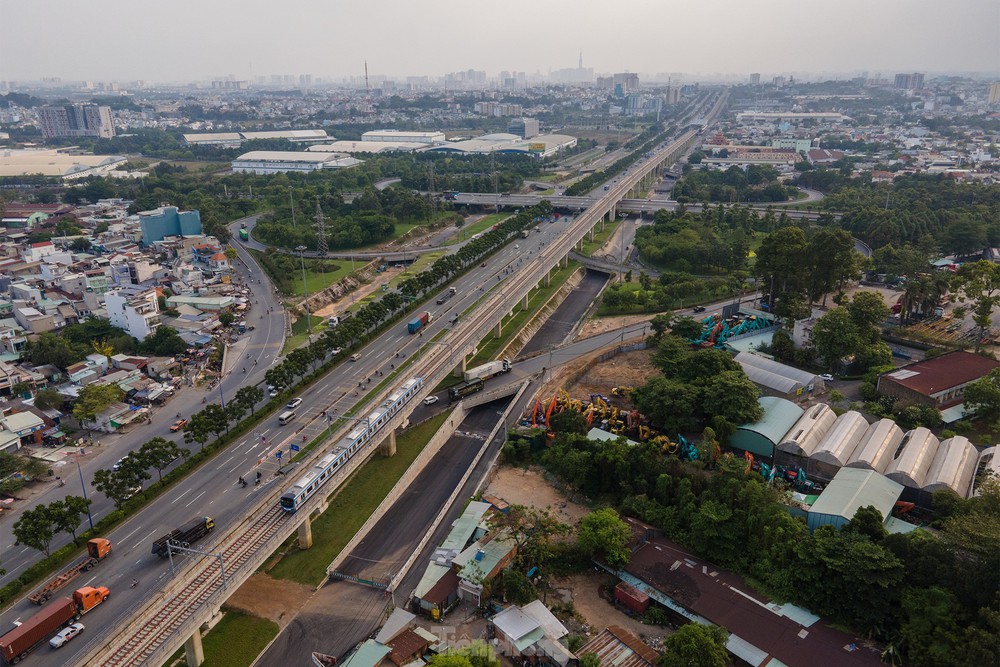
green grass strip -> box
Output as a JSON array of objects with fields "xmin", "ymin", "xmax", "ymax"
[
  {"xmin": 198, "ymin": 610, "xmax": 280, "ymax": 667},
  {"xmin": 578, "ymin": 219, "xmax": 623, "ymax": 257},
  {"xmin": 267, "ymin": 411, "xmax": 452, "ymax": 585}
]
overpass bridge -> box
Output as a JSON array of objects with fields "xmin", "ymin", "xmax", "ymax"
[{"xmin": 79, "ymin": 93, "xmax": 732, "ymax": 667}]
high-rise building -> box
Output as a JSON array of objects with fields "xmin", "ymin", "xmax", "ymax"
[
  {"xmin": 894, "ymin": 73, "xmax": 912, "ymax": 89},
  {"xmin": 749, "ymin": 73, "xmax": 761, "ymax": 85},
  {"xmin": 507, "ymin": 118, "xmax": 540, "ymax": 138},
  {"xmin": 37, "ymin": 104, "xmax": 114, "ymax": 139},
  {"xmin": 990, "ymin": 82, "xmax": 1000, "ymax": 105},
  {"xmin": 910, "ymin": 72, "xmax": 924, "ymax": 89}
]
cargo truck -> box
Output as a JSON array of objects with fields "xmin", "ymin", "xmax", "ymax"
[
  {"xmin": 436, "ymin": 287, "xmax": 457, "ymax": 305},
  {"xmin": 463, "ymin": 359, "xmax": 512, "ymax": 382},
  {"xmin": 448, "ymin": 377, "xmax": 485, "ymax": 401},
  {"xmin": 407, "ymin": 311, "xmax": 432, "ymax": 334},
  {"xmin": 151, "ymin": 516, "xmax": 215, "ymax": 557},
  {"xmin": 0, "ymin": 587, "xmax": 110, "ymax": 663},
  {"xmin": 28, "ymin": 538, "xmax": 112, "ymax": 605}
]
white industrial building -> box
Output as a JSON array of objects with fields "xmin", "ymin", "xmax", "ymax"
[
  {"xmin": 777, "ymin": 403, "xmax": 836, "ymax": 458},
  {"xmin": 308, "ymin": 141, "xmax": 423, "ymax": 155},
  {"xmin": 424, "ymin": 133, "xmax": 577, "ymax": 158},
  {"xmin": 0, "ymin": 149, "xmax": 128, "ymax": 181},
  {"xmin": 884, "ymin": 427, "xmax": 939, "ymax": 488},
  {"xmin": 184, "ymin": 129, "xmax": 330, "ymax": 147},
  {"xmin": 811, "ymin": 411, "xmax": 869, "ymax": 468},
  {"xmin": 923, "ymin": 436, "xmax": 977, "ymax": 496},
  {"xmin": 362, "ymin": 130, "xmax": 445, "ymax": 145},
  {"xmin": 846, "ymin": 419, "xmax": 903, "ymax": 473},
  {"xmin": 231, "ymin": 151, "xmax": 363, "ymax": 174}
]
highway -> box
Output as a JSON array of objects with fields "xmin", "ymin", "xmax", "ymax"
[
  {"xmin": 0, "ymin": 223, "xmax": 286, "ymax": 591},
  {"xmin": 24, "ymin": 93, "xmax": 728, "ymax": 666}
]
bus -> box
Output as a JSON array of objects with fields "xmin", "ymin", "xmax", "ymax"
[
  {"xmin": 238, "ymin": 228, "xmax": 249, "ymax": 242},
  {"xmin": 442, "ymin": 190, "xmax": 459, "ymax": 201},
  {"xmin": 278, "ymin": 411, "xmax": 297, "ymax": 425},
  {"xmin": 448, "ymin": 378, "xmax": 485, "ymax": 401}
]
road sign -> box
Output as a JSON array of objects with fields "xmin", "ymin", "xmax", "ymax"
[
  {"xmin": 275, "ymin": 451, "xmax": 283, "ymax": 459},
  {"xmin": 290, "ymin": 444, "xmax": 300, "ymax": 452}
]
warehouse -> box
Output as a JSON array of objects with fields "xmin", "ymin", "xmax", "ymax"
[
  {"xmin": 184, "ymin": 129, "xmax": 330, "ymax": 147},
  {"xmin": 806, "ymin": 467, "xmax": 903, "ymax": 532},
  {"xmin": 810, "ymin": 411, "xmax": 869, "ymax": 468},
  {"xmin": 307, "ymin": 141, "xmax": 422, "ymax": 155},
  {"xmin": 729, "ymin": 396, "xmax": 802, "ymax": 458},
  {"xmin": 974, "ymin": 447, "xmax": 1000, "ymax": 496},
  {"xmin": 777, "ymin": 403, "xmax": 837, "ymax": 459},
  {"xmin": 734, "ymin": 351, "xmax": 822, "ymax": 396},
  {"xmin": 877, "ymin": 351, "xmax": 999, "ymax": 422},
  {"xmin": 923, "ymin": 436, "xmax": 977, "ymax": 496},
  {"xmin": 884, "ymin": 427, "xmax": 939, "ymax": 488},
  {"xmin": 362, "ymin": 130, "xmax": 445, "ymax": 145},
  {"xmin": 424, "ymin": 133, "xmax": 577, "ymax": 158},
  {"xmin": 846, "ymin": 419, "xmax": 903, "ymax": 473},
  {"xmin": 0, "ymin": 149, "xmax": 127, "ymax": 180},
  {"xmin": 231, "ymin": 151, "xmax": 363, "ymax": 174}
]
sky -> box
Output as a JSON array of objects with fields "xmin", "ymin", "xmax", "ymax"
[{"xmin": 2, "ymin": 0, "xmax": 998, "ymax": 83}]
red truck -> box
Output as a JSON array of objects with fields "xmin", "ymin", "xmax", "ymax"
[
  {"xmin": 0, "ymin": 586, "xmax": 109, "ymax": 663},
  {"xmin": 28, "ymin": 538, "xmax": 112, "ymax": 605}
]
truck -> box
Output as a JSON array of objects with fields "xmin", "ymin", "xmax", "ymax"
[
  {"xmin": 407, "ymin": 311, "xmax": 432, "ymax": 334},
  {"xmin": 238, "ymin": 228, "xmax": 249, "ymax": 242},
  {"xmin": 28, "ymin": 538, "xmax": 112, "ymax": 605},
  {"xmin": 151, "ymin": 516, "xmax": 215, "ymax": 558},
  {"xmin": 436, "ymin": 287, "xmax": 457, "ymax": 305},
  {"xmin": 519, "ymin": 230, "xmax": 530, "ymax": 239},
  {"xmin": 463, "ymin": 359, "xmax": 512, "ymax": 383},
  {"xmin": 0, "ymin": 587, "xmax": 110, "ymax": 663},
  {"xmin": 448, "ymin": 378, "xmax": 485, "ymax": 401}
]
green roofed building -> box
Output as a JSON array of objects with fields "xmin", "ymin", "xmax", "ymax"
[
  {"xmin": 807, "ymin": 467, "xmax": 903, "ymax": 532},
  {"xmin": 729, "ymin": 396, "xmax": 803, "ymax": 458}
]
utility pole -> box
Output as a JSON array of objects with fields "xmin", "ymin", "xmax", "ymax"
[
  {"xmin": 313, "ymin": 197, "xmax": 328, "ymax": 259},
  {"xmin": 290, "ymin": 190, "xmax": 296, "ymax": 227}
]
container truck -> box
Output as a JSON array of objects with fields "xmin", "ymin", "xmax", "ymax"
[
  {"xmin": 151, "ymin": 516, "xmax": 215, "ymax": 557},
  {"xmin": 28, "ymin": 539, "xmax": 112, "ymax": 605},
  {"xmin": 448, "ymin": 378, "xmax": 485, "ymax": 401},
  {"xmin": 0, "ymin": 587, "xmax": 110, "ymax": 663},
  {"xmin": 463, "ymin": 359, "xmax": 512, "ymax": 382},
  {"xmin": 407, "ymin": 311, "xmax": 432, "ymax": 334}
]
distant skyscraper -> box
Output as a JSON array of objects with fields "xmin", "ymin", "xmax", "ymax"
[
  {"xmin": 990, "ymin": 82, "xmax": 1000, "ymax": 105},
  {"xmin": 910, "ymin": 72, "xmax": 925, "ymax": 89},
  {"xmin": 37, "ymin": 104, "xmax": 114, "ymax": 139},
  {"xmin": 749, "ymin": 73, "xmax": 761, "ymax": 85},
  {"xmin": 894, "ymin": 73, "xmax": 912, "ymax": 89}
]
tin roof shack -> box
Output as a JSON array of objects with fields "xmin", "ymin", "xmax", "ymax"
[
  {"xmin": 577, "ymin": 626, "xmax": 659, "ymax": 667},
  {"xmin": 490, "ymin": 602, "xmax": 572, "ymax": 667},
  {"xmin": 453, "ymin": 531, "xmax": 517, "ymax": 606},
  {"xmin": 807, "ymin": 468, "xmax": 903, "ymax": 532},
  {"xmin": 877, "ymin": 350, "xmax": 999, "ymax": 412},
  {"xmin": 621, "ymin": 535, "xmax": 884, "ymax": 667}
]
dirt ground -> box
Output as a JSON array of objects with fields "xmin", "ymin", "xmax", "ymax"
[
  {"xmin": 551, "ymin": 573, "xmax": 669, "ymax": 647},
  {"xmin": 563, "ymin": 349, "xmax": 657, "ymax": 409},
  {"xmin": 313, "ymin": 268, "xmax": 402, "ymax": 319},
  {"xmin": 576, "ymin": 314, "xmax": 654, "ymax": 340},
  {"xmin": 484, "ymin": 466, "xmax": 589, "ymax": 526},
  {"xmin": 224, "ymin": 573, "xmax": 314, "ymax": 627}
]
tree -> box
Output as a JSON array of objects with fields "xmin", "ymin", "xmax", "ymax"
[
  {"xmin": 700, "ymin": 371, "xmax": 763, "ymax": 425},
  {"xmin": 139, "ymin": 325, "xmax": 187, "ymax": 356},
  {"xmin": 489, "ymin": 505, "xmax": 568, "ymax": 569},
  {"xmin": 952, "ymin": 261, "xmax": 1000, "ymax": 353},
  {"xmin": 960, "ymin": 367, "xmax": 1000, "ymax": 427},
  {"xmin": 200, "ymin": 403, "xmax": 230, "ymax": 438},
  {"xmin": 847, "ymin": 291, "xmax": 890, "ymax": 334},
  {"xmin": 579, "ymin": 653, "xmax": 600, "ymax": 667},
  {"xmin": 72, "ymin": 383, "xmax": 125, "ymax": 432},
  {"xmin": 578, "ymin": 508, "xmax": 633, "ymax": 567},
  {"xmin": 33, "ymin": 388, "xmax": 64, "ymax": 411},
  {"xmin": 549, "ymin": 410, "xmax": 587, "ymax": 437},
  {"xmin": 811, "ymin": 307, "xmax": 861, "ymax": 370},
  {"xmin": 24, "ymin": 332, "xmax": 81, "ymax": 369},
  {"xmin": 500, "ymin": 569, "xmax": 536, "ymax": 605},
  {"xmin": 658, "ymin": 623, "xmax": 730, "ymax": 667},
  {"xmin": 234, "ymin": 385, "xmax": 265, "ymax": 416},
  {"xmin": 49, "ymin": 496, "xmax": 92, "ymax": 544},
  {"xmin": 137, "ymin": 437, "xmax": 185, "ymax": 482},
  {"xmin": 218, "ymin": 312, "xmax": 235, "ymax": 327},
  {"xmin": 92, "ymin": 457, "xmax": 150, "ymax": 509},
  {"xmin": 844, "ymin": 505, "xmax": 888, "ymax": 542},
  {"xmin": 13, "ymin": 505, "xmax": 57, "ymax": 556},
  {"xmin": 183, "ymin": 414, "xmax": 212, "ymax": 451}
]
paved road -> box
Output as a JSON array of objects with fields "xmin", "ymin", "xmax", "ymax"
[
  {"xmin": 257, "ymin": 402, "xmax": 509, "ymax": 666},
  {"xmin": 519, "ymin": 270, "xmax": 608, "ymax": 357}
]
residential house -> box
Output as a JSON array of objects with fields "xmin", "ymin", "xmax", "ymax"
[
  {"xmin": 577, "ymin": 626, "xmax": 659, "ymax": 667},
  {"xmin": 0, "ymin": 410, "xmax": 47, "ymax": 448},
  {"xmin": 104, "ymin": 286, "xmax": 161, "ymax": 340},
  {"xmin": 490, "ymin": 601, "xmax": 573, "ymax": 667}
]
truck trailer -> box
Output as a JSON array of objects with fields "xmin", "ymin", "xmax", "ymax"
[
  {"xmin": 28, "ymin": 538, "xmax": 112, "ymax": 605},
  {"xmin": 407, "ymin": 311, "xmax": 432, "ymax": 334},
  {"xmin": 463, "ymin": 359, "xmax": 512, "ymax": 382},
  {"xmin": 436, "ymin": 287, "xmax": 457, "ymax": 305},
  {"xmin": 0, "ymin": 587, "xmax": 110, "ymax": 663},
  {"xmin": 151, "ymin": 516, "xmax": 215, "ymax": 557}
]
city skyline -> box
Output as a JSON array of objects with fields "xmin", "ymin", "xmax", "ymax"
[{"xmin": 2, "ymin": 0, "xmax": 998, "ymax": 84}]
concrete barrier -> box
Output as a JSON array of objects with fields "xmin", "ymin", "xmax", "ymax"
[{"xmin": 325, "ymin": 401, "xmax": 470, "ymax": 578}]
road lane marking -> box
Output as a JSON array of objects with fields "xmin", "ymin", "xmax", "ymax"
[
  {"xmin": 184, "ymin": 490, "xmax": 208, "ymax": 508},
  {"xmin": 170, "ymin": 488, "xmax": 192, "ymax": 504},
  {"xmin": 117, "ymin": 524, "xmax": 146, "ymax": 546}
]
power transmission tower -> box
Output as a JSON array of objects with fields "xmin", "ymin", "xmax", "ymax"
[
  {"xmin": 427, "ymin": 162, "xmax": 435, "ymax": 194},
  {"xmin": 313, "ymin": 197, "xmax": 329, "ymax": 263}
]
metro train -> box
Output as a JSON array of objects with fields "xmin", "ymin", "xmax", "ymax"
[{"xmin": 279, "ymin": 376, "xmax": 424, "ymax": 512}]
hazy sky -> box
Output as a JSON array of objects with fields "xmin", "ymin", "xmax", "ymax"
[{"xmin": 2, "ymin": 0, "xmax": 998, "ymax": 83}]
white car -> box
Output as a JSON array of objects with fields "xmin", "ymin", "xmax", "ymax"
[
  {"xmin": 269, "ymin": 389, "xmax": 280, "ymax": 398},
  {"xmin": 331, "ymin": 347, "xmax": 343, "ymax": 356},
  {"xmin": 422, "ymin": 396, "xmax": 439, "ymax": 406},
  {"xmin": 112, "ymin": 457, "xmax": 128, "ymax": 471},
  {"xmin": 286, "ymin": 398, "xmax": 303, "ymax": 409},
  {"xmin": 50, "ymin": 623, "xmax": 84, "ymax": 648},
  {"xmin": 819, "ymin": 374, "xmax": 835, "ymax": 382}
]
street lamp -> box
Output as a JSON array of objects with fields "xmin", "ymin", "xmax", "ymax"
[
  {"xmin": 296, "ymin": 245, "xmax": 312, "ymax": 339},
  {"xmin": 67, "ymin": 450, "xmax": 95, "ymax": 531}
]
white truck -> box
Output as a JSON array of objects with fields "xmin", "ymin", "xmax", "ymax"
[{"xmin": 463, "ymin": 359, "xmax": 512, "ymax": 382}]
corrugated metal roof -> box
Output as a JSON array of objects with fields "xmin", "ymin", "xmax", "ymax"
[
  {"xmin": 884, "ymin": 427, "xmax": 939, "ymax": 488},
  {"xmin": 577, "ymin": 626, "xmax": 658, "ymax": 667},
  {"xmin": 923, "ymin": 436, "xmax": 977, "ymax": 496},
  {"xmin": 809, "ymin": 468, "xmax": 902, "ymax": 525},
  {"xmin": 811, "ymin": 411, "xmax": 869, "ymax": 467},
  {"xmin": 847, "ymin": 419, "xmax": 902, "ymax": 473},
  {"xmin": 880, "ymin": 351, "xmax": 999, "ymax": 397},
  {"xmin": 492, "ymin": 606, "xmax": 540, "ymax": 642},
  {"xmin": 735, "ymin": 352, "xmax": 818, "ymax": 394},
  {"xmin": 736, "ymin": 396, "xmax": 803, "ymax": 446}
]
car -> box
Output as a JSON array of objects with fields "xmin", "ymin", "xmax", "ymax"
[
  {"xmin": 331, "ymin": 347, "xmax": 343, "ymax": 355},
  {"xmin": 169, "ymin": 419, "xmax": 188, "ymax": 432},
  {"xmin": 422, "ymin": 396, "xmax": 439, "ymax": 406},
  {"xmin": 50, "ymin": 623, "xmax": 84, "ymax": 648},
  {"xmin": 350, "ymin": 353, "xmax": 362, "ymax": 362},
  {"xmin": 286, "ymin": 397, "xmax": 303, "ymax": 409},
  {"xmin": 269, "ymin": 389, "xmax": 280, "ymax": 398},
  {"xmin": 692, "ymin": 306, "xmax": 706, "ymax": 313},
  {"xmin": 266, "ymin": 384, "xmax": 276, "ymax": 392},
  {"xmin": 819, "ymin": 374, "xmax": 835, "ymax": 382},
  {"xmin": 112, "ymin": 457, "xmax": 128, "ymax": 471},
  {"xmin": 480, "ymin": 262, "xmax": 487, "ymax": 268},
  {"xmin": 514, "ymin": 244, "xmax": 520, "ymax": 249}
]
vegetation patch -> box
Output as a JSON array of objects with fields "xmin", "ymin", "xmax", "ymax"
[{"xmin": 198, "ymin": 610, "xmax": 279, "ymax": 667}]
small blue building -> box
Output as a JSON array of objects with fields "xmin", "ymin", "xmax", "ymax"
[{"xmin": 139, "ymin": 206, "xmax": 202, "ymax": 246}]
